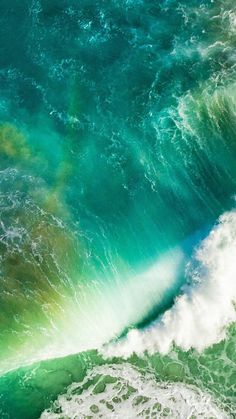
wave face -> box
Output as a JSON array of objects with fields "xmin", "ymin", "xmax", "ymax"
[
  {"xmin": 103, "ymin": 210, "xmax": 236, "ymax": 356},
  {"xmin": 0, "ymin": 0, "xmax": 236, "ymax": 417}
]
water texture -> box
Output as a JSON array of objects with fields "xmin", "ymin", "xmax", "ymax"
[{"xmin": 0, "ymin": 0, "xmax": 235, "ymax": 417}]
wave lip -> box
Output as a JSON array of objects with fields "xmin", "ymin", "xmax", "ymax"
[{"xmin": 103, "ymin": 210, "xmax": 236, "ymax": 357}]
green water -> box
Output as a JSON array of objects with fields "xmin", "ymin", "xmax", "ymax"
[
  {"xmin": 0, "ymin": 326, "xmax": 235, "ymax": 418},
  {"xmin": 0, "ymin": 0, "xmax": 236, "ymax": 417}
]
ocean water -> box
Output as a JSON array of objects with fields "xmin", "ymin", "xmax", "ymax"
[{"xmin": 0, "ymin": 0, "xmax": 236, "ymax": 417}]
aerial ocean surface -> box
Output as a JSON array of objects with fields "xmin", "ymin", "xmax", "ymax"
[{"xmin": 0, "ymin": 0, "xmax": 235, "ymax": 417}]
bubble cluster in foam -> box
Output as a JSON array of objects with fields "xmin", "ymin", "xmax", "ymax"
[
  {"xmin": 40, "ymin": 363, "xmax": 227, "ymax": 419},
  {"xmin": 103, "ymin": 210, "xmax": 236, "ymax": 357}
]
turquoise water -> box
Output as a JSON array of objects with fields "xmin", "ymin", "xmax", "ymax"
[{"xmin": 0, "ymin": 0, "xmax": 236, "ymax": 417}]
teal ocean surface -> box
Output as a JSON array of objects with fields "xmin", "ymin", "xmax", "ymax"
[{"xmin": 0, "ymin": 0, "xmax": 236, "ymax": 417}]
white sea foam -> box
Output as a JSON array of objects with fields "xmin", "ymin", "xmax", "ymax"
[
  {"xmin": 52, "ymin": 246, "xmax": 185, "ymax": 352},
  {"xmin": 0, "ymin": 243, "xmax": 185, "ymax": 374},
  {"xmin": 102, "ymin": 210, "xmax": 236, "ymax": 357},
  {"xmin": 40, "ymin": 363, "xmax": 228, "ymax": 419}
]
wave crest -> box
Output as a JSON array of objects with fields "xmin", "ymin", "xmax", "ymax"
[{"xmin": 103, "ymin": 210, "xmax": 236, "ymax": 357}]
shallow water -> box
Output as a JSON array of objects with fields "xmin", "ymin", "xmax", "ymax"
[{"xmin": 0, "ymin": 0, "xmax": 236, "ymax": 417}]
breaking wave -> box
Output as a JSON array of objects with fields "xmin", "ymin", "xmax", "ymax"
[{"xmin": 103, "ymin": 210, "xmax": 236, "ymax": 357}]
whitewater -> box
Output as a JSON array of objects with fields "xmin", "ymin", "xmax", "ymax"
[
  {"xmin": 0, "ymin": 0, "xmax": 236, "ymax": 418},
  {"xmin": 103, "ymin": 210, "xmax": 236, "ymax": 357}
]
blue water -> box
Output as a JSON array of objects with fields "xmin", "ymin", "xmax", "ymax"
[{"xmin": 0, "ymin": 0, "xmax": 235, "ymax": 417}]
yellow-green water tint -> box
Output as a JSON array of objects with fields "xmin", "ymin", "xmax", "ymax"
[{"xmin": 0, "ymin": 0, "xmax": 236, "ymax": 417}]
